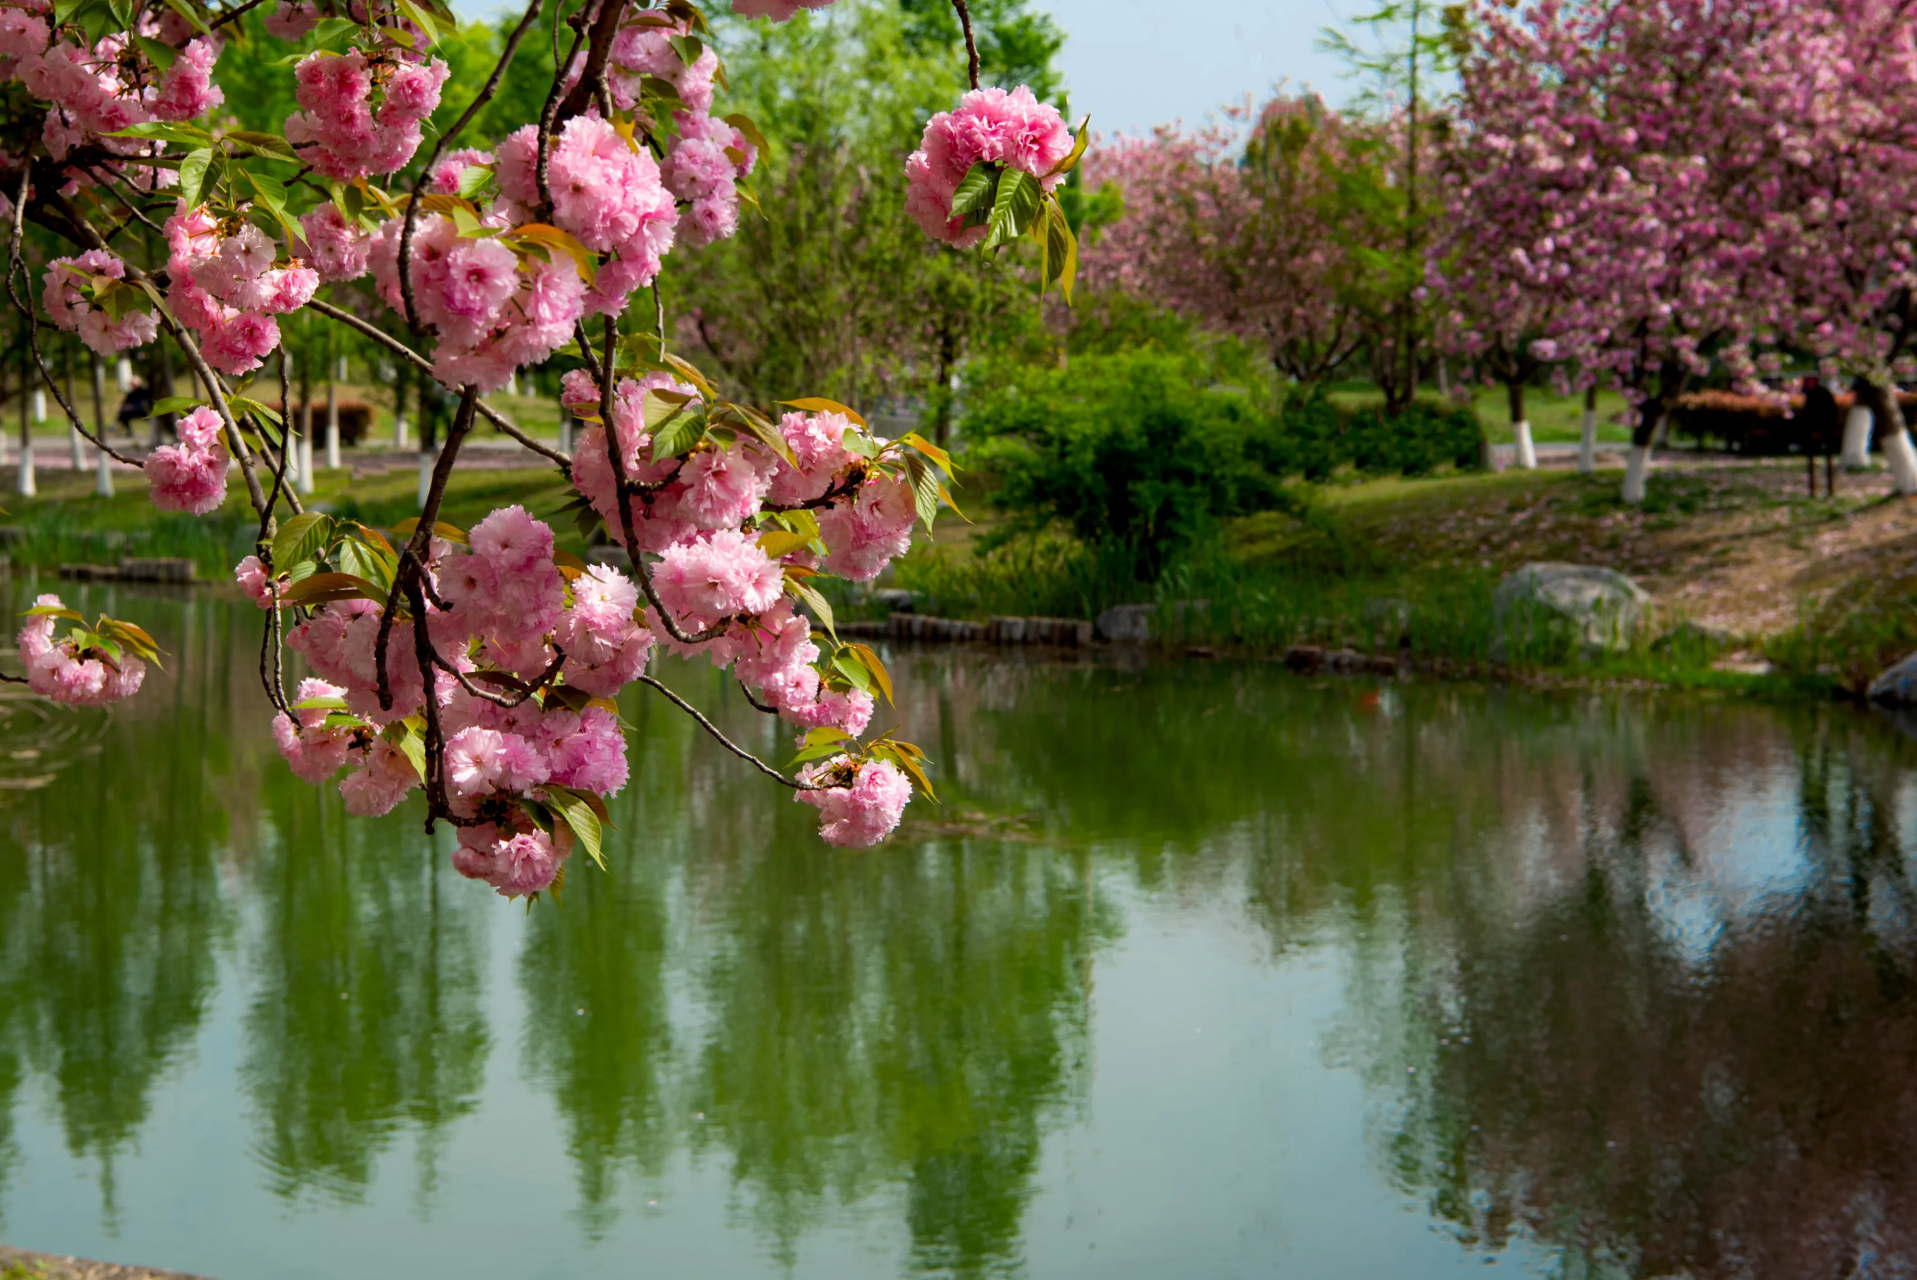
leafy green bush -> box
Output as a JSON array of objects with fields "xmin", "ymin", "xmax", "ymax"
[
  {"xmin": 962, "ymin": 351, "xmax": 1282, "ymax": 578},
  {"xmin": 1253, "ymin": 386, "xmax": 1483, "ymax": 481}
]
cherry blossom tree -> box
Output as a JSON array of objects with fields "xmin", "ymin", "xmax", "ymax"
[
  {"xmin": 1079, "ymin": 97, "xmax": 1378, "ymax": 389},
  {"xmin": 0, "ymin": 0, "xmax": 1078, "ymax": 894},
  {"xmin": 1447, "ymin": 0, "xmax": 1810, "ymax": 503}
]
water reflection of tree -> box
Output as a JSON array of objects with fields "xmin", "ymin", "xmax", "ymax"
[
  {"xmin": 686, "ymin": 836, "xmax": 1112, "ymax": 1275},
  {"xmin": 1372, "ymin": 706, "xmax": 1917, "ymax": 1278},
  {"xmin": 238, "ymin": 796, "xmax": 489, "ymax": 1205},
  {"xmin": 0, "ymin": 589, "xmax": 239, "ymax": 1228}
]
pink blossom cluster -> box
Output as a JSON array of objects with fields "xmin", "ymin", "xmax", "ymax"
[
  {"xmin": 15, "ymin": 594, "xmax": 145, "ymax": 707},
  {"xmin": 906, "ymin": 86, "xmax": 1074, "ymax": 246},
  {"xmin": 234, "ymin": 553, "xmax": 289, "ymax": 607},
  {"xmin": 16, "ymin": 30, "xmax": 223, "ymax": 138},
  {"xmin": 165, "ymin": 205, "xmax": 318, "ymax": 375},
  {"xmin": 144, "ymin": 406, "xmax": 229, "ymax": 514},
  {"xmin": 604, "ymin": 15, "xmax": 757, "ymax": 247},
  {"xmin": 42, "ymin": 249, "xmax": 158, "ymax": 354},
  {"xmin": 496, "ymin": 115, "xmax": 678, "ymax": 315},
  {"xmin": 368, "ymin": 204, "xmax": 584, "ymax": 393},
  {"xmin": 285, "ymin": 49, "xmax": 449, "ymax": 180},
  {"xmin": 797, "ymin": 757, "xmax": 912, "ymax": 847},
  {"xmin": 262, "ymin": 2, "xmax": 320, "ymax": 41},
  {"xmin": 264, "ymin": 506, "xmax": 655, "ymax": 893},
  {"xmin": 296, "ymin": 203, "xmax": 374, "ymax": 283}
]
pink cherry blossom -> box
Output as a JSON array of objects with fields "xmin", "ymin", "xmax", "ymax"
[
  {"xmin": 906, "ymin": 86, "xmax": 1073, "ymax": 246},
  {"xmin": 15, "ymin": 593, "xmax": 145, "ymax": 707},
  {"xmin": 653, "ymin": 529, "xmax": 785, "ymax": 631},
  {"xmin": 797, "ymin": 757, "xmax": 912, "ymax": 847}
]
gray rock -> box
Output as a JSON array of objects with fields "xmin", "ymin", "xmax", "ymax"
[
  {"xmin": 1491, "ymin": 563, "xmax": 1652, "ymax": 662},
  {"xmin": 1096, "ymin": 603, "xmax": 1155, "ymax": 642},
  {"xmin": 1869, "ymin": 652, "xmax": 1917, "ymax": 705},
  {"xmin": 871, "ymin": 587, "xmax": 915, "ymax": 613}
]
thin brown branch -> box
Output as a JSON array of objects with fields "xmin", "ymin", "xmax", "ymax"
[
  {"xmin": 949, "ymin": 0, "xmax": 980, "ymax": 89},
  {"xmin": 303, "ymin": 297, "xmax": 571, "ymax": 469},
  {"xmin": 636, "ymin": 675, "xmax": 820, "ymax": 790}
]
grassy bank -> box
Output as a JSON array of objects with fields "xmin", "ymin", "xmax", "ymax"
[{"xmin": 6, "ymin": 450, "xmax": 1908, "ymax": 699}]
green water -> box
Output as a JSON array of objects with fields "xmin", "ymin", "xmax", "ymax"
[{"xmin": 3, "ymin": 577, "xmax": 1916, "ymax": 1279}]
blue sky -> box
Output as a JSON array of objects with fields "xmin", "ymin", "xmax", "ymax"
[
  {"xmin": 1033, "ymin": 0, "xmax": 1359, "ymax": 137},
  {"xmin": 448, "ymin": 0, "xmax": 1363, "ymax": 137}
]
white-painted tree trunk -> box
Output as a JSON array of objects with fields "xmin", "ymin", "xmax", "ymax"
[
  {"xmin": 558, "ymin": 407, "xmax": 573, "ymax": 455},
  {"xmin": 325, "ymin": 380, "xmax": 340, "ymax": 470},
  {"xmin": 1842, "ymin": 404, "xmax": 1875, "ymax": 470},
  {"xmin": 1512, "ymin": 419, "xmax": 1537, "ymax": 470},
  {"xmin": 95, "ymin": 440, "xmax": 112, "ymax": 496},
  {"xmin": 114, "ymin": 356, "xmax": 131, "ymax": 393},
  {"xmin": 91, "ymin": 359, "xmax": 112, "ymax": 497},
  {"xmin": 17, "ymin": 440, "xmax": 34, "ymax": 496},
  {"xmin": 1622, "ymin": 442, "xmax": 1655, "ymax": 504},
  {"xmin": 394, "ymin": 412, "xmax": 408, "ymax": 449},
  {"xmin": 506, "ymin": 372, "xmax": 520, "ymax": 398},
  {"xmin": 417, "ymin": 450, "xmax": 434, "ymax": 508},
  {"xmin": 1884, "ymin": 427, "xmax": 1917, "ymax": 494},
  {"xmin": 1578, "ymin": 404, "xmax": 1598, "ymax": 474},
  {"xmin": 297, "ymin": 433, "xmax": 315, "ymax": 495},
  {"xmin": 29, "ymin": 388, "xmax": 44, "ymax": 423},
  {"xmin": 68, "ymin": 424, "xmax": 84, "ymax": 470},
  {"xmin": 1651, "ymin": 414, "xmax": 1672, "ymax": 448},
  {"xmin": 336, "ymin": 355, "xmax": 349, "ymax": 382}
]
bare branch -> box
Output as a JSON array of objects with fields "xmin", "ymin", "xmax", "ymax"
[
  {"xmin": 637, "ymin": 675, "xmax": 821, "ymax": 790},
  {"xmin": 949, "ymin": 0, "xmax": 981, "ymax": 89}
]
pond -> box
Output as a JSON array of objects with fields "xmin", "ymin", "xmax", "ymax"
[{"xmin": 2, "ymin": 576, "xmax": 1916, "ymax": 1279}]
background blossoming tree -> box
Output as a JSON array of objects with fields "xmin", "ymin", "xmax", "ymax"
[{"xmin": 0, "ymin": 0, "xmax": 1086, "ymax": 896}]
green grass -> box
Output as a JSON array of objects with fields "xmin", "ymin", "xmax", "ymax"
[{"xmin": 1324, "ymin": 382, "xmax": 1636, "ymax": 445}]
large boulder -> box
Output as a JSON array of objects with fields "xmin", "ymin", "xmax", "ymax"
[
  {"xmin": 1096, "ymin": 603, "xmax": 1155, "ymax": 643},
  {"xmin": 1491, "ymin": 563, "xmax": 1652, "ymax": 662},
  {"xmin": 1868, "ymin": 653, "xmax": 1917, "ymax": 705}
]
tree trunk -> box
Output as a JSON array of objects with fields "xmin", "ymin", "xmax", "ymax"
[
  {"xmin": 1859, "ymin": 380, "xmax": 1917, "ymax": 494},
  {"xmin": 153, "ymin": 340, "xmax": 175, "ymax": 446},
  {"xmin": 296, "ymin": 355, "xmax": 314, "ymax": 496},
  {"xmin": 91, "ymin": 357, "xmax": 111, "ymax": 497},
  {"xmin": 1508, "ymin": 379, "xmax": 1536, "ymax": 470},
  {"xmin": 1578, "ymin": 385, "xmax": 1598, "ymax": 475},
  {"xmin": 15, "ymin": 351, "xmax": 31, "ymax": 496},
  {"xmin": 325, "ymin": 377, "xmax": 340, "ymax": 470},
  {"xmin": 1623, "ymin": 401, "xmax": 1665, "ymax": 505},
  {"xmin": 1841, "ymin": 398, "xmax": 1875, "ymax": 470}
]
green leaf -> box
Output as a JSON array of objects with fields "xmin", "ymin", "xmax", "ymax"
[
  {"xmin": 152, "ymin": 395, "xmax": 205, "ymax": 416},
  {"xmin": 723, "ymin": 112, "xmax": 769, "ymax": 157},
  {"xmin": 831, "ymin": 647, "xmax": 872, "ymax": 694},
  {"xmin": 846, "ymin": 643, "xmax": 894, "ymax": 706},
  {"xmin": 757, "ymin": 529, "xmax": 812, "ymax": 560},
  {"xmin": 162, "ymin": 0, "xmax": 211, "ymax": 34},
  {"xmin": 789, "ymin": 739, "xmax": 853, "ymax": 767},
  {"xmin": 901, "ymin": 450, "xmax": 941, "ymax": 532},
  {"xmin": 309, "ymin": 15, "xmax": 358, "ymax": 46},
  {"xmin": 542, "ymin": 784, "xmax": 606, "ymax": 869},
  {"xmin": 271, "ymin": 510, "xmax": 334, "ymax": 571},
  {"xmin": 776, "ymin": 396, "xmax": 867, "ymax": 429},
  {"xmin": 109, "ymin": 121, "xmax": 212, "ymax": 147},
  {"xmin": 668, "ymin": 33, "xmax": 703, "ymax": 66},
  {"xmin": 983, "ymin": 168, "xmax": 1041, "ymax": 252},
  {"xmin": 1045, "ymin": 116, "xmax": 1091, "ymax": 178},
  {"xmin": 454, "ymin": 162, "xmax": 496, "ymax": 201},
  {"xmin": 784, "ymin": 576, "xmax": 836, "ymax": 641},
  {"xmin": 226, "ymin": 130, "xmax": 299, "ymax": 162},
  {"xmin": 385, "ymin": 719, "xmax": 428, "ymax": 782},
  {"xmin": 134, "ymin": 34, "xmax": 178, "ymax": 70},
  {"xmin": 229, "ymin": 395, "xmax": 283, "ymax": 426},
  {"xmin": 950, "ymin": 160, "xmax": 1001, "ymax": 228},
  {"xmin": 277, "ymin": 571, "xmax": 386, "ymax": 607},
  {"xmin": 23, "ymin": 604, "xmax": 83, "ymax": 622},
  {"xmin": 244, "ymin": 169, "xmax": 288, "ymax": 211},
  {"xmin": 337, "ymin": 536, "xmax": 396, "ymax": 590},
  {"xmin": 394, "ymin": 0, "xmax": 439, "ymax": 46},
  {"xmin": 871, "ymin": 739, "xmax": 938, "ymax": 801},
  {"xmin": 292, "ymin": 693, "xmax": 349, "ymax": 710}
]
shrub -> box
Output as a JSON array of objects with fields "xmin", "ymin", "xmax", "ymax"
[
  {"xmin": 962, "ymin": 350, "xmax": 1280, "ymax": 578},
  {"xmin": 1253, "ymin": 386, "xmax": 1484, "ymax": 482}
]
